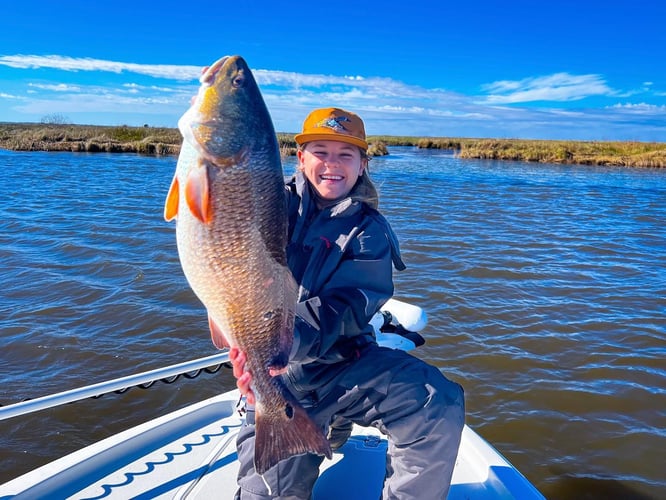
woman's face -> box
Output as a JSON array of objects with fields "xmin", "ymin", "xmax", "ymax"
[{"xmin": 297, "ymin": 140, "xmax": 366, "ymax": 201}]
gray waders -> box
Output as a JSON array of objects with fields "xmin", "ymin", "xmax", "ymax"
[{"xmin": 234, "ymin": 345, "xmax": 465, "ymax": 499}]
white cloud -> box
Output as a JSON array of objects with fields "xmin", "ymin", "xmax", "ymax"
[
  {"xmin": 255, "ymin": 69, "xmax": 358, "ymax": 88},
  {"xmin": 13, "ymin": 92, "xmax": 183, "ymax": 115},
  {"xmin": 608, "ymin": 102, "xmax": 666, "ymax": 113},
  {"xmin": 0, "ymin": 54, "xmax": 200, "ymax": 81},
  {"xmin": 28, "ymin": 83, "xmax": 81, "ymax": 92},
  {"xmin": 122, "ymin": 83, "xmax": 177, "ymax": 92},
  {"xmin": 481, "ymin": 73, "xmax": 614, "ymax": 103},
  {"xmin": 1, "ymin": 54, "xmax": 665, "ymax": 140}
]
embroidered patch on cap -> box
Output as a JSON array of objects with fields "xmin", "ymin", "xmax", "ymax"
[{"xmin": 314, "ymin": 116, "xmax": 352, "ymax": 134}]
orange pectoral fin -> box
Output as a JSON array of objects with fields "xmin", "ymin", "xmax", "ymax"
[
  {"xmin": 185, "ymin": 162, "xmax": 212, "ymax": 224},
  {"xmin": 164, "ymin": 174, "xmax": 180, "ymax": 221},
  {"xmin": 209, "ymin": 315, "xmax": 231, "ymax": 349}
]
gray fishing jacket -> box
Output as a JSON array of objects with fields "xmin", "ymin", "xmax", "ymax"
[{"xmin": 284, "ymin": 171, "xmax": 405, "ymax": 390}]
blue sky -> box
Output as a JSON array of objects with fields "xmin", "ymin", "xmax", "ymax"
[{"xmin": 1, "ymin": 0, "xmax": 665, "ymax": 141}]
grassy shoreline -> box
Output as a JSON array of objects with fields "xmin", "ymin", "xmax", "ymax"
[{"xmin": 2, "ymin": 122, "xmax": 665, "ymax": 168}]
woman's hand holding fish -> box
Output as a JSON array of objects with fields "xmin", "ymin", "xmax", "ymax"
[{"xmin": 229, "ymin": 347, "xmax": 288, "ymax": 406}]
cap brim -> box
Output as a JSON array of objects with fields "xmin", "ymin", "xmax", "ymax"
[{"xmin": 294, "ymin": 131, "xmax": 368, "ymax": 150}]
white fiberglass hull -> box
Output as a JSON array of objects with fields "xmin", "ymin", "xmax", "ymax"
[{"xmin": 0, "ymin": 388, "xmax": 543, "ymax": 499}]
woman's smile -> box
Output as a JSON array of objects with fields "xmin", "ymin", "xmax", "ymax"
[{"xmin": 297, "ymin": 141, "xmax": 366, "ymax": 201}]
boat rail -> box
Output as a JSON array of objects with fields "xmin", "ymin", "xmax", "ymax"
[
  {"xmin": 0, "ymin": 351, "xmax": 231, "ymax": 422},
  {"xmin": 1, "ymin": 300, "xmax": 426, "ymax": 423}
]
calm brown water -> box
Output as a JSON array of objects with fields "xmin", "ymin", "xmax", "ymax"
[{"xmin": 1, "ymin": 147, "xmax": 664, "ymax": 499}]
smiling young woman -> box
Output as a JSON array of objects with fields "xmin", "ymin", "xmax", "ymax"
[
  {"xmin": 297, "ymin": 140, "xmax": 366, "ymax": 202},
  {"xmin": 230, "ymin": 106, "xmax": 465, "ymax": 500}
]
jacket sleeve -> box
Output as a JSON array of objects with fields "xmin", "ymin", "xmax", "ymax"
[{"xmin": 290, "ymin": 220, "xmax": 397, "ymax": 364}]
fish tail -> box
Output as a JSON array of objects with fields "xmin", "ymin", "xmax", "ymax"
[{"xmin": 253, "ymin": 400, "xmax": 332, "ymax": 474}]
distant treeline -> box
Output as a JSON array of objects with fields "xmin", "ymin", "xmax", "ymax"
[{"xmin": 1, "ymin": 123, "xmax": 664, "ymax": 168}]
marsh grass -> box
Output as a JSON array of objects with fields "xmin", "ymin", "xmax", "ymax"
[
  {"xmin": 0, "ymin": 123, "xmax": 181, "ymax": 155},
  {"xmin": 420, "ymin": 137, "xmax": 666, "ymax": 168},
  {"xmin": 1, "ymin": 123, "xmax": 664, "ymax": 167}
]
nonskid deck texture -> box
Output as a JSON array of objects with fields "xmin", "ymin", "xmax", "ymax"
[{"xmin": 0, "ymin": 390, "xmax": 544, "ymax": 500}]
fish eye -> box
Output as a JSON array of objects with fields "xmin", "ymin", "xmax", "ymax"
[{"xmin": 232, "ymin": 72, "xmax": 245, "ymax": 88}]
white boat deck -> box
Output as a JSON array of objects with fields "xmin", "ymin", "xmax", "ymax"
[{"xmin": 0, "ymin": 389, "xmax": 544, "ymax": 500}]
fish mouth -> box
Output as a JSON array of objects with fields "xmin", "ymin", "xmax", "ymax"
[{"xmin": 200, "ymin": 55, "xmax": 231, "ymax": 85}]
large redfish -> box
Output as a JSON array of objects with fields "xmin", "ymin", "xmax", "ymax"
[{"xmin": 164, "ymin": 55, "xmax": 331, "ymax": 473}]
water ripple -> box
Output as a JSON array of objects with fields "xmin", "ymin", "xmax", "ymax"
[{"xmin": 1, "ymin": 148, "xmax": 665, "ymax": 498}]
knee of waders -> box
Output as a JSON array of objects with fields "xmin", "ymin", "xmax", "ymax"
[{"xmin": 327, "ymin": 417, "xmax": 354, "ymax": 451}]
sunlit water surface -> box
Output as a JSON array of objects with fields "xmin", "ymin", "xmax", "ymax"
[{"xmin": 1, "ymin": 148, "xmax": 664, "ymax": 499}]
